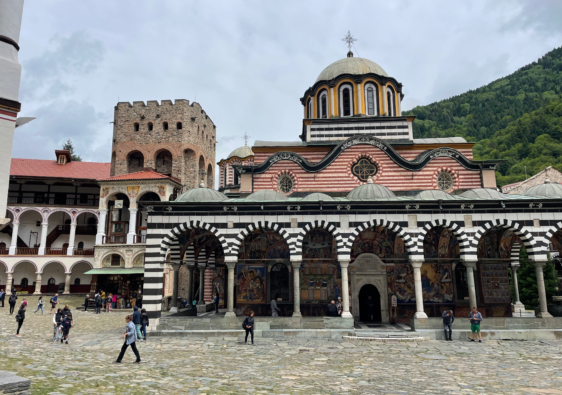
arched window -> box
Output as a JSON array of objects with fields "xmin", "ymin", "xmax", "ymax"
[
  {"xmin": 223, "ymin": 166, "xmax": 228, "ymax": 186},
  {"xmin": 155, "ymin": 150, "xmax": 173, "ymax": 175},
  {"xmin": 177, "ymin": 122, "xmax": 182, "ymax": 130},
  {"xmin": 365, "ymin": 84, "xmax": 378, "ymax": 116},
  {"xmin": 74, "ymin": 278, "xmax": 81, "ymax": 285},
  {"xmin": 127, "ymin": 151, "xmax": 144, "ymax": 173},
  {"xmin": 48, "ymin": 278, "xmax": 56, "ymax": 285},
  {"xmin": 148, "ymin": 122, "xmax": 153, "ymax": 131},
  {"xmin": 317, "ymin": 91, "xmax": 328, "ymax": 118},
  {"xmin": 21, "ymin": 278, "xmax": 28, "ymax": 288},
  {"xmin": 307, "ymin": 98, "xmax": 312, "ymax": 119},
  {"xmin": 163, "ymin": 122, "xmax": 169, "ymax": 130},
  {"xmin": 134, "ymin": 123, "xmax": 139, "ymax": 132},
  {"xmin": 455, "ymin": 263, "xmax": 469, "ymax": 301},
  {"xmin": 77, "ymin": 241, "xmax": 84, "ymax": 251},
  {"xmin": 339, "ymin": 85, "xmax": 353, "ymax": 117},
  {"xmin": 386, "ymin": 87, "xmax": 396, "ymax": 116}
]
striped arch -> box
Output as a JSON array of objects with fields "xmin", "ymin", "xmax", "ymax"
[
  {"xmin": 346, "ymin": 219, "xmax": 416, "ymax": 254},
  {"xmin": 159, "ymin": 221, "xmax": 229, "ymax": 259},
  {"xmin": 511, "ymin": 241, "xmax": 522, "ymax": 263},
  {"xmin": 544, "ymin": 221, "xmax": 562, "ymax": 247},
  {"xmin": 470, "ymin": 219, "xmax": 543, "ymax": 257},
  {"xmin": 229, "ymin": 221, "xmax": 295, "ymax": 258},
  {"xmin": 295, "ymin": 220, "xmax": 347, "ymax": 257},
  {"xmin": 416, "ymin": 219, "xmax": 470, "ymax": 258}
]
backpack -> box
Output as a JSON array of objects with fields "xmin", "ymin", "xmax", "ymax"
[{"xmin": 9, "ymin": 295, "xmax": 16, "ymax": 304}]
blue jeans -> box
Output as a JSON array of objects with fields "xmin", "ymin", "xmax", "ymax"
[
  {"xmin": 135, "ymin": 324, "xmax": 142, "ymax": 340},
  {"xmin": 35, "ymin": 305, "xmax": 43, "ymax": 314},
  {"xmin": 141, "ymin": 323, "xmax": 147, "ymax": 339}
]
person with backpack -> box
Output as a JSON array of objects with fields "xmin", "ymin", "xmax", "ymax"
[
  {"xmin": 61, "ymin": 313, "xmax": 73, "ymax": 344},
  {"xmin": 442, "ymin": 309, "xmax": 455, "ymax": 341},
  {"xmin": 34, "ymin": 296, "xmax": 44, "ymax": 315},
  {"xmin": 106, "ymin": 294, "xmax": 113, "ymax": 312},
  {"xmin": 114, "ymin": 314, "xmax": 141, "ymax": 364},
  {"xmin": 49, "ymin": 294, "xmax": 58, "ymax": 314},
  {"xmin": 84, "ymin": 294, "xmax": 90, "ymax": 312},
  {"xmin": 62, "ymin": 304, "xmax": 71, "ymax": 318},
  {"xmin": 95, "ymin": 293, "xmax": 102, "ymax": 314},
  {"xmin": 242, "ymin": 311, "xmax": 255, "ymax": 345},
  {"xmin": 15, "ymin": 302, "xmax": 26, "ymax": 337},
  {"xmin": 8, "ymin": 292, "xmax": 17, "ymax": 315},
  {"xmin": 53, "ymin": 308, "xmax": 64, "ymax": 341},
  {"xmin": 132, "ymin": 306, "xmax": 143, "ymax": 342},
  {"xmin": 0, "ymin": 289, "xmax": 4, "ymax": 307},
  {"xmin": 140, "ymin": 308, "xmax": 149, "ymax": 341}
]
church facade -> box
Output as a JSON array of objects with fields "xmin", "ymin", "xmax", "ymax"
[{"xmin": 143, "ymin": 52, "xmax": 562, "ymax": 326}]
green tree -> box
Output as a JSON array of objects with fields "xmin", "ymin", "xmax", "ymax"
[
  {"xmin": 62, "ymin": 139, "xmax": 82, "ymax": 162},
  {"xmin": 511, "ymin": 247, "xmax": 557, "ymax": 309}
]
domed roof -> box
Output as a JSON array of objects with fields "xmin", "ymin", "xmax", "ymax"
[
  {"xmin": 521, "ymin": 180, "xmax": 562, "ymax": 198},
  {"xmin": 301, "ymin": 193, "xmax": 335, "ymax": 202},
  {"xmin": 460, "ymin": 188, "xmax": 511, "ymax": 199},
  {"xmin": 347, "ymin": 179, "xmax": 395, "ymax": 200},
  {"xmin": 413, "ymin": 190, "xmax": 456, "ymax": 200},
  {"xmin": 245, "ymin": 189, "xmax": 288, "ymax": 202},
  {"xmin": 227, "ymin": 145, "xmax": 254, "ymax": 160},
  {"xmin": 176, "ymin": 185, "xmax": 228, "ymax": 202},
  {"xmin": 316, "ymin": 56, "xmax": 388, "ymax": 83}
]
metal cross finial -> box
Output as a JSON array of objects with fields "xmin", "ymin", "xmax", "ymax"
[
  {"xmin": 342, "ymin": 31, "xmax": 357, "ymax": 52},
  {"xmin": 243, "ymin": 132, "xmax": 251, "ymax": 146}
]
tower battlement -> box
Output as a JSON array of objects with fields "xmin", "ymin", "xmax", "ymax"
[{"xmin": 115, "ymin": 100, "xmax": 215, "ymax": 126}]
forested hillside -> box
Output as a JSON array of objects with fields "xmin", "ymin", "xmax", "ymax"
[{"xmin": 405, "ymin": 47, "xmax": 562, "ymax": 187}]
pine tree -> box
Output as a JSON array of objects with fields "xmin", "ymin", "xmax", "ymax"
[
  {"xmin": 512, "ymin": 247, "xmax": 557, "ymax": 309},
  {"xmin": 62, "ymin": 139, "xmax": 82, "ymax": 162}
]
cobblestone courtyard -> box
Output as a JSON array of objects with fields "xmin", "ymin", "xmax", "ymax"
[{"xmin": 0, "ymin": 297, "xmax": 561, "ymax": 394}]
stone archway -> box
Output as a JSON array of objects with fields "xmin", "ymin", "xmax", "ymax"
[{"xmin": 349, "ymin": 253, "xmax": 389, "ymax": 323}]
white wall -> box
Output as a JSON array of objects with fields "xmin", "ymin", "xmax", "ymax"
[
  {"xmin": 12, "ymin": 262, "xmax": 36, "ymax": 286},
  {"xmin": 0, "ymin": 263, "xmax": 6, "ymax": 290},
  {"xmin": 42, "ymin": 262, "xmax": 66, "ymax": 285},
  {"xmin": 70, "ymin": 261, "xmax": 92, "ymax": 285},
  {"xmin": 17, "ymin": 211, "xmax": 42, "ymax": 247}
]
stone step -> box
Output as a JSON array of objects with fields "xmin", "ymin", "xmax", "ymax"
[
  {"xmin": 150, "ymin": 328, "xmax": 354, "ymax": 339},
  {"xmin": 344, "ymin": 335, "xmax": 430, "ymax": 342}
]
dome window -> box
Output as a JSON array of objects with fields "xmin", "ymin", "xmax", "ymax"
[
  {"xmin": 277, "ymin": 174, "xmax": 294, "ymax": 194},
  {"xmin": 352, "ymin": 158, "xmax": 377, "ymax": 182},
  {"xmin": 437, "ymin": 171, "xmax": 454, "ymax": 192},
  {"xmin": 339, "ymin": 85, "xmax": 354, "ymax": 117},
  {"xmin": 386, "ymin": 87, "xmax": 396, "ymax": 116},
  {"xmin": 317, "ymin": 91, "xmax": 328, "ymax": 118},
  {"xmin": 148, "ymin": 122, "xmax": 153, "ymax": 131},
  {"xmin": 307, "ymin": 98, "xmax": 312, "ymax": 119},
  {"xmin": 365, "ymin": 84, "xmax": 378, "ymax": 116}
]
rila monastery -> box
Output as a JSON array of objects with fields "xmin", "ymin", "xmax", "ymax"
[{"xmin": 2, "ymin": 1, "xmax": 562, "ymax": 394}]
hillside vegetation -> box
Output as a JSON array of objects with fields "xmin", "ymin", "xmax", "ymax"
[{"xmin": 405, "ymin": 47, "xmax": 562, "ymax": 187}]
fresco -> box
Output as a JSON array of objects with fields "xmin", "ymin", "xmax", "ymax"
[
  {"xmin": 477, "ymin": 227, "xmax": 521, "ymax": 259},
  {"xmin": 351, "ymin": 226, "xmax": 408, "ymax": 261},
  {"xmin": 302, "ymin": 228, "xmax": 335, "ymax": 261},
  {"xmin": 387, "ymin": 263, "xmax": 454, "ymax": 304},
  {"xmin": 236, "ymin": 265, "xmax": 266, "ymax": 303},
  {"xmin": 299, "ymin": 262, "xmax": 340, "ymax": 302},
  {"xmin": 550, "ymin": 231, "xmax": 562, "ymax": 254},
  {"xmin": 238, "ymin": 230, "xmax": 290, "ymax": 262},
  {"xmin": 211, "ymin": 267, "xmax": 226, "ymax": 307},
  {"xmin": 480, "ymin": 263, "xmax": 511, "ymax": 304},
  {"xmin": 423, "ymin": 227, "xmax": 460, "ymax": 259}
]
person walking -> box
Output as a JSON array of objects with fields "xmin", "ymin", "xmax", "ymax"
[
  {"xmin": 327, "ymin": 300, "xmax": 339, "ymax": 317},
  {"xmin": 8, "ymin": 292, "xmax": 17, "ymax": 315},
  {"xmin": 34, "ymin": 296, "xmax": 44, "ymax": 314},
  {"xmin": 243, "ymin": 311, "xmax": 255, "ymax": 345},
  {"xmin": 106, "ymin": 294, "xmax": 113, "ymax": 312},
  {"xmin": 136, "ymin": 289, "xmax": 142, "ymax": 308},
  {"xmin": 95, "ymin": 293, "xmax": 102, "ymax": 314},
  {"xmin": 62, "ymin": 304, "xmax": 71, "ymax": 318},
  {"xmin": 0, "ymin": 289, "xmax": 4, "ymax": 307},
  {"xmin": 15, "ymin": 302, "xmax": 26, "ymax": 337},
  {"xmin": 53, "ymin": 308, "xmax": 64, "ymax": 341},
  {"xmin": 84, "ymin": 294, "xmax": 90, "ymax": 312},
  {"xmin": 213, "ymin": 293, "xmax": 220, "ymax": 314},
  {"xmin": 100, "ymin": 290, "xmax": 106, "ymax": 310},
  {"xmin": 468, "ymin": 307, "xmax": 483, "ymax": 343},
  {"xmin": 442, "ymin": 309, "xmax": 454, "ymax": 341},
  {"xmin": 61, "ymin": 313, "xmax": 73, "ymax": 344},
  {"xmin": 140, "ymin": 308, "xmax": 149, "ymax": 341},
  {"xmin": 114, "ymin": 314, "xmax": 141, "ymax": 364},
  {"xmin": 271, "ymin": 293, "xmax": 281, "ymax": 317},
  {"xmin": 112, "ymin": 293, "xmax": 117, "ymax": 309},
  {"xmin": 130, "ymin": 290, "xmax": 137, "ymax": 310},
  {"xmin": 49, "ymin": 294, "xmax": 58, "ymax": 314},
  {"xmin": 132, "ymin": 306, "xmax": 143, "ymax": 342}
]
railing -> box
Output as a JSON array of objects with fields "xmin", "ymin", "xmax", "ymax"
[
  {"xmin": 75, "ymin": 249, "xmax": 94, "ymax": 256},
  {"xmin": 134, "ymin": 234, "xmax": 147, "ymax": 244},
  {"xmin": 55, "ymin": 224, "xmax": 97, "ymax": 235},
  {"xmin": 102, "ymin": 235, "xmax": 126, "ymax": 244},
  {"xmin": 16, "ymin": 247, "xmax": 39, "ymax": 255},
  {"xmin": 8, "ymin": 193, "xmax": 99, "ymax": 207},
  {"xmin": 0, "ymin": 248, "xmax": 7, "ymax": 255},
  {"xmin": 45, "ymin": 247, "xmax": 66, "ymax": 255}
]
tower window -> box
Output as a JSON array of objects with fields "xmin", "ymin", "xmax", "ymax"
[
  {"xmin": 163, "ymin": 122, "xmax": 169, "ymax": 130},
  {"xmin": 134, "ymin": 123, "xmax": 139, "ymax": 132},
  {"xmin": 148, "ymin": 122, "xmax": 153, "ymax": 131},
  {"xmin": 307, "ymin": 98, "xmax": 312, "ymax": 119},
  {"xmin": 321, "ymin": 93, "xmax": 327, "ymax": 118},
  {"xmin": 386, "ymin": 87, "xmax": 396, "ymax": 116},
  {"xmin": 366, "ymin": 85, "xmax": 378, "ymax": 116},
  {"xmin": 339, "ymin": 85, "xmax": 353, "ymax": 117},
  {"xmin": 177, "ymin": 122, "xmax": 182, "ymax": 130}
]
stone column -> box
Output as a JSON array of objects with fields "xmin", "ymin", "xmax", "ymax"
[
  {"xmin": 127, "ymin": 208, "xmax": 138, "ymax": 244},
  {"xmin": 464, "ymin": 261, "xmax": 478, "ymax": 309},
  {"xmin": 9, "ymin": 221, "xmax": 19, "ymax": 255},
  {"xmin": 198, "ymin": 266, "xmax": 206, "ymax": 305},
  {"xmin": 33, "ymin": 273, "xmax": 42, "ymax": 295},
  {"xmin": 339, "ymin": 260, "xmax": 352, "ymax": 318},
  {"xmin": 511, "ymin": 263, "xmax": 525, "ymax": 313},
  {"xmin": 169, "ymin": 265, "xmax": 180, "ymax": 312},
  {"xmin": 534, "ymin": 261, "xmax": 553, "ymax": 318},
  {"xmin": 6, "ymin": 272, "xmax": 13, "ymax": 291},
  {"xmin": 187, "ymin": 266, "xmax": 194, "ymax": 307},
  {"xmin": 38, "ymin": 222, "xmax": 49, "ymax": 255},
  {"xmin": 63, "ymin": 273, "xmax": 71, "ymax": 294},
  {"xmin": 95, "ymin": 209, "xmax": 107, "ymax": 245},
  {"xmin": 225, "ymin": 262, "xmax": 236, "ymax": 317},
  {"xmin": 291, "ymin": 260, "xmax": 301, "ymax": 317},
  {"xmin": 67, "ymin": 223, "xmax": 77, "ymax": 256},
  {"xmin": 411, "ymin": 261, "xmax": 428, "ymax": 318}
]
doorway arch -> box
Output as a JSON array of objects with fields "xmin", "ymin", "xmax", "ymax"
[{"xmin": 359, "ymin": 284, "xmax": 381, "ymax": 322}]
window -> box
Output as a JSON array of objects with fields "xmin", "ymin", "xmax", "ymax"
[
  {"xmin": 134, "ymin": 122, "xmax": 139, "ymax": 132},
  {"xmin": 77, "ymin": 241, "xmax": 84, "ymax": 250},
  {"xmin": 339, "ymin": 85, "xmax": 353, "ymax": 117},
  {"xmin": 148, "ymin": 122, "xmax": 153, "ymax": 131},
  {"xmin": 320, "ymin": 92, "xmax": 328, "ymax": 118},
  {"xmin": 223, "ymin": 166, "xmax": 228, "ymax": 186},
  {"xmin": 307, "ymin": 98, "xmax": 312, "ymax": 118},
  {"xmin": 365, "ymin": 84, "xmax": 378, "ymax": 115},
  {"xmin": 352, "ymin": 158, "xmax": 378, "ymax": 182},
  {"xmin": 111, "ymin": 254, "xmax": 121, "ymax": 266},
  {"xmin": 21, "ymin": 278, "xmax": 28, "ymax": 288},
  {"xmin": 74, "ymin": 278, "xmax": 81, "ymax": 286},
  {"xmin": 437, "ymin": 172, "xmax": 454, "ymax": 191},
  {"xmin": 163, "ymin": 122, "xmax": 169, "ymax": 130},
  {"xmin": 277, "ymin": 174, "xmax": 294, "ymax": 194},
  {"xmin": 233, "ymin": 169, "xmax": 239, "ymax": 185},
  {"xmin": 386, "ymin": 87, "xmax": 396, "ymax": 116},
  {"xmin": 57, "ymin": 155, "xmax": 67, "ymax": 165},
  {"xmin": 177, "ymin": 122, "xmax": 182, "ymax": 129},
  {"xmin": 48, "ymin": 278, "xmax": 56, "ymax": 285}
]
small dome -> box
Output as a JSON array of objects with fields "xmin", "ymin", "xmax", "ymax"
[
  {"xmin": 245, "ymin": 189, "xmax": 288, "ymax": 202},
  {"xmin": 176, "ymin": 187, "xmax": 228, "ymax": 202},
  {"xmin": 413, "ymin": 190, "xmax": 456, "ymax": 200},
  {"xmin": 522, "ymin": 180, "xmax": 562, "ymax": 198},
  {"xmin": 227, "ymin": 145, "xmax": 254, "ymax": 160},
  {"xmin": 316, "ymin": 57, "xmax": 388, "ymax": 83},
  {"xmin": 301, "ymin": 193, "xmax": 335, "ymax": 202},
  {"xmin": 347, "ymin": 179, "xmax": 395, "ymax": 200},
  {"xmin": 460, "ymin": 188, "xmax": 511, "ymax": 199}
]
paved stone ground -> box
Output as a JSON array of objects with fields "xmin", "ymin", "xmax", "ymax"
[{"xmin": 1, "ymin": 296, "xmax": 562, "ymax": 394}]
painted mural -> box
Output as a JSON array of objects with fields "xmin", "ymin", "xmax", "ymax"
[
  {"xmin": 302, "ymin": 228, "xmax": 335, "ymax": 261},
  {"xmin": 238, "ymin": 230, "xmax": 290, "ymax": 262},
  {"xmin": 550, "ymin": 231, "xmax": 562, "ymax": 255},
  {"xmin": 477, "ymin": 227, "xmax": 521, "ymax": 259},
  {"xmin": 480, "ymin": 263, "xmax": 511, "ymax": 304},
  {"xmin": 387, "ymin": 263, "xmax": 454, "ymax": 304},
  {"xmin": 351, "ymin": 226, "xmax": 408, "ymax": 262},
  {"xmin": 211, "ymin": 267, "xmax": 226, "ymax": 307},
  {"xmin": 236, "ymin": 265, "xmax": 266, "ymax": 303},
  {"xmin": 299, "ymin": 262, "xmax": 341, "ymax": 302},
  {"xmin": 423, "ymin": 227, "xmax": 460, "ymax": 259}
]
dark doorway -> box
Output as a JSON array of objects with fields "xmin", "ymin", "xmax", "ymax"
[
  {"xmin": 270, "ymin": 263, "xmax": 290, "ymax": 302},
  {"xmin": 359, "ymin": 284, "xmax": 381, "ymax": 322}
]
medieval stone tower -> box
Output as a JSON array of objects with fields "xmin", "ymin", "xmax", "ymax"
[{"xmin": 110, "ymin": 99, "xmax": 216, "ymax": 189}]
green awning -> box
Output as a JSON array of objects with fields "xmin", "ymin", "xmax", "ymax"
[{"xmin": 84, "ymin": 268, "xmax": 144, "ymax": 275}]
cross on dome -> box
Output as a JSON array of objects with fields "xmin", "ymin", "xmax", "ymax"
[
  {"xmin": 342, "ymin": 30, "xmax": 357, "ymax": 56},
  {"xmin": 242, "ymin": 132, "xmax": 251, "ymax": 146}
]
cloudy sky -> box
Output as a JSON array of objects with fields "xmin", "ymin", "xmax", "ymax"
[{"xmin": 14, "ymin": 0, "xmax": 562, "ymax": 183}]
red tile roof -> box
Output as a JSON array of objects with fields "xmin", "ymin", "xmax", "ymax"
[
  {"xmin": 10, "ymin": 158, "xmax": 110, "ymax": 180},
  {"xmin": 98, "ymin": 168, "xmax": 181, "ymax": 184}
]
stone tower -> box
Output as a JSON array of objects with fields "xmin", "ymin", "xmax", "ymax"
[{"xmin": 110, "ymin": 99, "xmax": 216, "ymax": 189}]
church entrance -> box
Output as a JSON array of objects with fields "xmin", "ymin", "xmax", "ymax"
[{"xmin": 359, "ymin": 284, "xmax": 381, "ymax": 322}]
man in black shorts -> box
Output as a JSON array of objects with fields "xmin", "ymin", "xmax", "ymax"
[{"xmin": 49, "ymin": 294, "xmax": 59, "ymax": 314}]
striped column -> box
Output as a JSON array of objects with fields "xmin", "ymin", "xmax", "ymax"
[{"xmin": 144, "ymin": 231, "xmax": 166, "ymax": 326}]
